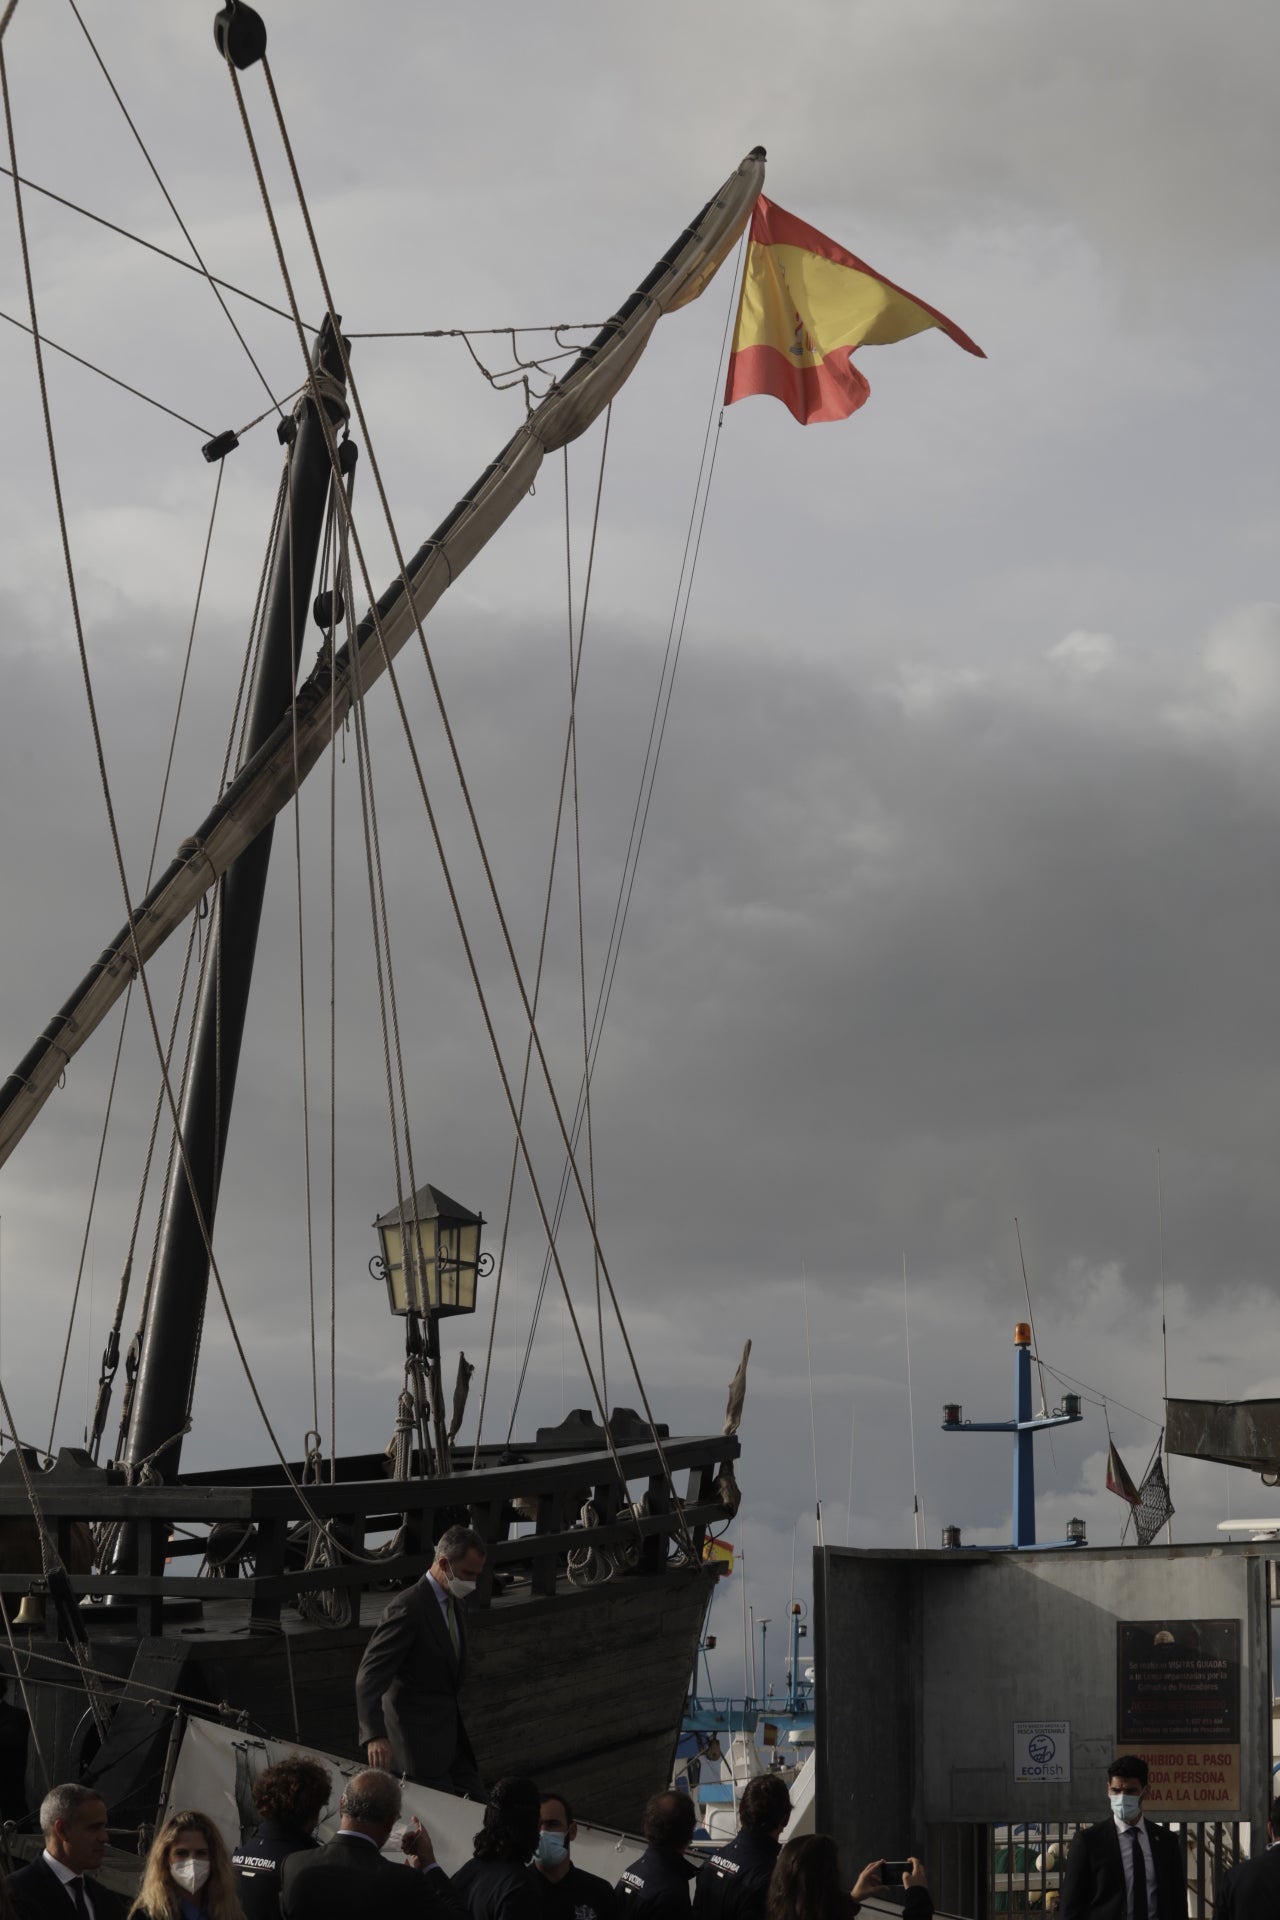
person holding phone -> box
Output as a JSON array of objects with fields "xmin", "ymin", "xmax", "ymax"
[{"xmin": 765, "ymin": 1837, "xmax": 931, "ymax": 1920}]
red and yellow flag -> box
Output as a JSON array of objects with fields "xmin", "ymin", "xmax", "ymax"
[{"xmin": 724, "ymin": 197, "xmax": 984, "ymax": 425}]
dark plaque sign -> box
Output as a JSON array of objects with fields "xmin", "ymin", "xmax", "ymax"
[{"xmin": 1116, "ymin": 1618, "xmax": 1241, "ymax": 1814}]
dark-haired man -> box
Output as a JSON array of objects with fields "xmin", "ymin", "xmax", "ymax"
[
  {"xmin": 1061, "ymin": 1756, "xmax": 1187, "ymax": 1920},
  {"xmin": 691, "ymin": 1775, "xmax": 790, "ymax": 1920},
  {"xmin": 1218, "ymin": 1793, "xmax": 1280, "ymax": 1920},
  {"xmin": 531, "ymin": 1792, "xmax": 616, "ymax": 1920},
  {"xmin": 233, "ymin": 1755, "xmax": 330, "ymax": 1920},
  {"xmin": 616, "ymin": 1792, "xmax": 698, "ymax": 1920},
  {"xmin": 453, "ymin": 1777, "xmax": 544, "ymax": 1920},
  {"xmin": 356, "ymin": 1523, "xmax": 487, "ymax": 1795}
]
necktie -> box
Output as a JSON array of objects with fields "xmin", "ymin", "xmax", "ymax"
[
  {"xmin": 447, "ymin": 1595, "xmax": 459, "ymax": 1654},
  {"xmin": 67, "ymin": 1878, "xmax": 90, "ymax": 1920},
  {"xmin": 1129, "ymin": 1829, "xmax": 1149, "ymax": 1920}
]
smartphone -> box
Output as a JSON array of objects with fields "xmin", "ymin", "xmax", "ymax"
[{"xmin": 880, "ymin": 1862, "xmax": 913, "ymax": 1883}]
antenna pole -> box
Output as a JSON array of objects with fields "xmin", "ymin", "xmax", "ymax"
[
  {"xmin": 802, "ymin": 1264, "xmax": 824, "ymax": 1545},
  {"xmin": 904, "ymin": 1254, "xmax": 921, "ymax": 1549},
  {"xmin": 1158, "ymin": 1147, "xmax": 1173, "ymax": 1543}
]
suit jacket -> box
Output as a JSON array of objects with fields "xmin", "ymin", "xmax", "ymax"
[
  {"xmin": 281, "ymin": 1833, "xmax": 467, "ymax": 1920},
  {"xmin": 6, "ymin": 1856, "xmax": 129, "ymax": 1920},
  {"xmin": 1218, "ymin": 1842, "xmax": 1280, "ymax": 1920},
  {"xmin": 1060, "ymin": 1818, "xmax": 1187, "ymax": 1920},
  {"xmin": 355, "ymin": 1576, "xmax": 478, "ymax": 1786}
]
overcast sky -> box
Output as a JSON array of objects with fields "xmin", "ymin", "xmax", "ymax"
[{"xmin": 3, "ymin": 0, "xmax": 1280, "ymax": 1702}]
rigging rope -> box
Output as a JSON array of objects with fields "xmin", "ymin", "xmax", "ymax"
[
  {"xmin": 0, "ymin": 162, "xmax": 311, "ymax": 325},
  {"xmin": 289, "ymin": 458, "xmax": 321, "ymax": 1440},
  {"xmin": 0, "ymin": 308, "xmax": 212, "ymax": 434},
  {"xmin": 65, "ymin": 0, "xmax": 283, "ymax": 416},
  {"xmin": 566, "ymin": 442, "xmax": 608, "ymax": 1412},
  {"xmin": 228, "ymin": 51, "xmax": 672, "ymax": 1534},
  {"xmin": 497, "ymin": 423, "xmax": 615, "ymax": 1446},
  {"xmin": 503, "ymin": 242, "xmax": 740, "ymax": 1428},
  {"xmin": 2, "ymin": 74, "xmax": 399, "ymax": 1570},
  {"xmin": 53, "ymin": 462, "xmax": 225, "ymax": 1454},
  {"xmin": 472, "ymin": 416, "xmax": 613, "ymax": 1460}
]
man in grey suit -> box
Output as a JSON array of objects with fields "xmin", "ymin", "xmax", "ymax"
[{"xmin": 356, "ymin": 1523, "xmax": 487, "ymax": 1796}]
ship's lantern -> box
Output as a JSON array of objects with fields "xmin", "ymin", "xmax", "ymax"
[{"xmin": 371, "ymin": 1183, "xmax": 489, "ymax": 1319}]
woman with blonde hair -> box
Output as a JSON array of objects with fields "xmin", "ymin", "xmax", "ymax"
[{"xmin": 128, "ymin": 1809, "xmax": 244, "ymax": 1920}]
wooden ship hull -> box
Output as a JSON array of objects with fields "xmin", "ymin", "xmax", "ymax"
[{"xmin": 0, "ymin": 1424, "xmax": 737, "ymax": 1832}]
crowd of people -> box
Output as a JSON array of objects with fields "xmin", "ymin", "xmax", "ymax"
[{"xmin": 0, "ymin": 1768, "xmax": 929, "ymax": 1920}]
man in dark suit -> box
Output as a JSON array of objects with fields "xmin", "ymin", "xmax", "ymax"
[
  {"xmin": 356, "ymin": 1523, "xmax": 487, "ymax": 1796},
  {"xmin": 1061, "ymin": 1755, "xmax": 1188, "ymax": 1920},
  {"xmin": 281, "ymin": 1770, "xmax": 464, "ymax": 1920},
  {"xmin": 1218, "ymin": 1794, "xmax": 1280, "ymax": 1920},
  {"xmin": 6, "ymin": 1782, "xmax": 128, "ymax": 1920}
]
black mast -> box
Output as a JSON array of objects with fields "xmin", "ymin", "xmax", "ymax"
[{"xmin": 118, "ymin": 319, "xmax": 349, "ymax": 1484}]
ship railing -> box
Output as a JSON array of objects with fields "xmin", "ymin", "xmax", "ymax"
[{"xmin": 0, "ymin": 1431, "xmax": 738, "ymax": 1633}]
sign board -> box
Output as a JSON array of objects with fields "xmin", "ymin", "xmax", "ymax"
[
  {"xmin": 1117, "ymin": 1618, "xmax": 1241, "ymax": 1814},
  {"xmin": 1013, "ymin": 1720, "xmax": 1071, "ymax": 1785}
]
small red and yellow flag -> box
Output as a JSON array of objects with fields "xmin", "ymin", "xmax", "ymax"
[{"xmin": 724, "ymin": 196, "xmax": 984, "ymax": 425}]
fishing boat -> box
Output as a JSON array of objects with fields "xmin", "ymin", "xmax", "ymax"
[{"xmin": 0, "ymin": 3, "xmax": 763, "ymax": 1837}]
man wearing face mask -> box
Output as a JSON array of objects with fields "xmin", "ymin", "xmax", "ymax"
[
  {"xmin": 356, "ymin": 1523, "xmax": 487, "ymax": 1797},
  {"xmin": 1060, "ymin": 1756, "xmax": 1187, "ymax": 1920},
  {"xmin": 530, "ymin": 1792, "xmax": 616, "ymax": 1920}
]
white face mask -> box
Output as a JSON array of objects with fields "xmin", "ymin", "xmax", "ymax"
[
  {"xmin": 170, "ymin": 1857, "xmax": 211, "ymax": 1895},
  {"xmin": 444, "ymin": 1561, "xmax": 478, "ymax": 1599},
  {"xmin": 1110, "ymin": 1792, "xmax": 1142, "ymax": 1823}
]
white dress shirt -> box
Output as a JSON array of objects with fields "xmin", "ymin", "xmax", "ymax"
[
  {"xmin": 1115, "ymin": 1817, "xmax": 1158, "ymax": 1920},
  {"xmin": 42, "ymin": 1851, "xmax": 97, "ymax": 1919}
]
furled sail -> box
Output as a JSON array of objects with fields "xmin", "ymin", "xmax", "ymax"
[{"xmin": 0, "ymin": 147, "xmax": 766, "ymax": 1172}]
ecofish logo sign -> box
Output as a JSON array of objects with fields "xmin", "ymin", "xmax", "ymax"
[{"xmin": 1013, "ymin": 1721, "xmax": 1071, "ymax": 1784}]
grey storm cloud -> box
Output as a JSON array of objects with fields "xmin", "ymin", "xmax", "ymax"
[{"xmin": 3, "ymin": 2, "xmax": 1280, "ymax": 1689}]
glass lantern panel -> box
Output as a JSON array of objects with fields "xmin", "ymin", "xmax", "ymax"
[
  {"xmin": 381, "ymin": 1221, "xmax": 407, "ymax": 1313},
  {"xmin": 408, "ymin": 1222, "xmax": 439, "ymax": 1311},
  {"xmin": 456, "ymin": 1220, "xmax": 479, "ymax": 1310}
]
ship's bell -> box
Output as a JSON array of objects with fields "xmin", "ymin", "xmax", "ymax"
[{"xmin": 13, "ymin": 1592, "xmax": 44, "ymax": 1628}]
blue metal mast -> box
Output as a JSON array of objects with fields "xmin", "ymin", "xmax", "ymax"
[{"xmin": 941, "ymin": 1322, "xmax": 1085, "ymax": 1549}]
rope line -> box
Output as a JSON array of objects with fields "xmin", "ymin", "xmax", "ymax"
[
  {"xmin": 65, "ymin": 0, "xmax": 283, "ymax": 415},
  {"xmin": 472, "ymin": 425, "xmax": 614, "ymax": 1460},
  {"xmin": 253, "ymin": 54, "xmax": 697, "ymax": 1538},
  {"xmin": 288, "ymin": 463, "xmax": 321, "ymax": 1441},
  {"xmin": 53, "ymin": 463, "xmax": 224, "ymax": 1453},
  {"xmin": 503, "ymin": 246, "xmax": 740, "ymax": 1422},
  {"xmin": 501, "ymin": 423, "xmax": 615, "ymax": 1443},
  {"xmin": 0, "ymin": 164, "xmax": 603, "ymax": 352},
  {"xmin": 230, "ymin": 54, "xmax": 667, "ymax": 1533},
  {"xmin": 0, "ymin": 307, "xmax": 212, "ymax": 433},
  {"xmin": 3, "ymin": 61, "xmax": 394, "ymax": 1570},
  {"xmin": 0, "ymin": 161, "xmax": 310, "ymax": 325},
  {"xmin": 566, "ymin": 439, "xmax": 608, "ymax": 1411},
  {"xmin": 347, "ymin": 323, "xmax": 602, "ymax": 339},
  {"xmin": 1034, "ymin": 1352, "xmax": 1163, "ymax": 1430}
]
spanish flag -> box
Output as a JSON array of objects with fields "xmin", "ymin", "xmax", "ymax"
[{"xmin": 724, "ymin": 197, "xmax": 984, "ymax": 425}]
